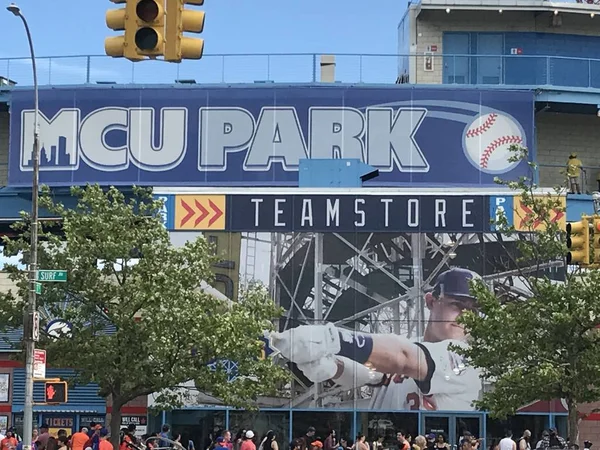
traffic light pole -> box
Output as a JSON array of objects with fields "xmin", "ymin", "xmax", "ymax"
[{"xmin": 7, "ymin": 4, "xmax": 40, "ymax": 447}]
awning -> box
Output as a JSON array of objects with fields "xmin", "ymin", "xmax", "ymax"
[
  {"xmin": 0, "ymin": 187, "xmax": 71, "ymax": 222},
  {"xmin": 12, "ymin": 405, "xmax": 106, "ymax": 414}
]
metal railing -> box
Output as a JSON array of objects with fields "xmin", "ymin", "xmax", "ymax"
[{"xmin": 0, "ymin": 53, "xmax": 598, "ymax": 88}]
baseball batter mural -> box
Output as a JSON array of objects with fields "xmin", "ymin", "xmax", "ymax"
[{"xmin": 271, "ymin": 268, "xmax": 483, "ymax": 411}]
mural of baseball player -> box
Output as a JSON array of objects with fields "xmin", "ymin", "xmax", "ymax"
[{"xmin": 271, "ymin": 268, "xmax": 483, "ymax": 411}]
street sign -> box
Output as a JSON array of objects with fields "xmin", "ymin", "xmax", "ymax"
[
  {"xmin": 32, "ymin": 311, "xmax": 40, "ymax": 342},
  {"xmin": 37, "ymin": 270, "xmax": 67, "ymax": 282},
  {"xmin": 33, "ymin": 349, "xmax": 46, "ymax": 379},
  {"xmin": 35, "ymin": 282, "xmax": 42, "ymax": 295}
]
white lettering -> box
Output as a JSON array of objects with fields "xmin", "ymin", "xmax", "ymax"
[
  {"xmin": 463, "ymin": 199, "xmax": 474, "ymax": 228},
  {"xmin": 21, "ymin": 109, "xmax": 80, "ymax": 171},
  {"xmin": 199, "ymin": 107, "xmax": 255, "ymax": 169},
  {"xmin": 495, "ymin": 197, "xmax": 507, "ymax": 223},
  {"xmin": 245, "ymin": 107, "xmax": 308, "ymax": 170},
  {"xmin": 20, "ymin": 106, "xmax": 440, "ymax": 175},
  {"xmin": 129, "ymin": 108, "xmax": 187, "ymax": 171},
  {"xmin": 407, "ymin": 199, "xmax": 419, "ymax": 227},
  {"xmin": 309, "ymin": 107, "xmax": 365, "ymax": 160},
  {"xmin": 274, "ymin": 199, "xmax": 286, "ymax": 227},
  {"xmin": 251, "ymin": 198, "xmax": 263, "ymax": 227},
  {"xmin": 366, "ymin": 108, "xmax": 429, "ymax": 172},
  {"xmin": 326, "ymin": 199, "xmax": 340, "ymax": 227},
  {"xmin": 354, "ymin": 199, "xmax": 365, "ymax": 227},
  {"xmin": 435, "ymin": 199, "xmax": 446, "ymax": 228},
  {"xmin": 301, "ymin": 199, "xmax": 313, "ymax": 227},
  {"xmin": 79, "ymin": 108, "xmax": 128, "ymax": 171},
  {"xmin": 381, "ymin": 199, "xmax": 393, "ymax": 227}
]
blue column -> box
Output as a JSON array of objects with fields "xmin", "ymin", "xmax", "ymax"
[
  {"xmin": 352, "ymin": 411, "xmax": 357, "ymax": 439},
  {"xmin": 289, "ymin": 410, "xmax": 293, "ymax": 444},
  {"xmin": 225, "ymin": 410, "xmax": 230, "ymax": 431},
  {"xmin": 161, "ymin": 411, "xmax": 167, "ymax": 427}
]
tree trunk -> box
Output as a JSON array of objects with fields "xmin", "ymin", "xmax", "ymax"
[
  {"xmin": 567, "ymin": 397, "xmax": 579, "ymax": 447},
  {"xmin": 110, "ymin": 397, "xmax": 124, "ymax": 450}
]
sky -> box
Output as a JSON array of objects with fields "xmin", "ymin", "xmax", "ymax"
[{"xmin": 0, "ymin": 0, "xmax": 409, "ymax": 85}]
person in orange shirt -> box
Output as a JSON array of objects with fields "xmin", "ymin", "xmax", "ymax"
[
  {"xmin": 1, "ymin": 430, "xmax": 18, "ymax": 450},
  {"xmin": 98, "ymin": 429, "xmax": 113, "ymax": 450},
  {"xmin": 71, "ymin": 427, "xmax": 90, "ymax": 450}
]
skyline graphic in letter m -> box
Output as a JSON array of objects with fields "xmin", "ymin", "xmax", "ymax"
[{"xmin": 20, "ymin": 108, "xmax": 80, "ymax": 171}]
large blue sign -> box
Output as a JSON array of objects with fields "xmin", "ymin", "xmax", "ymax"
[{"xmin": 8, "ymin": 86, "xmax": 535, "ymax": 187}]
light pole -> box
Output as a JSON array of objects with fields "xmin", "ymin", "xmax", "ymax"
[{"xmin": 7, "ymin": 3, "xmax": 39, "ymax": 448}]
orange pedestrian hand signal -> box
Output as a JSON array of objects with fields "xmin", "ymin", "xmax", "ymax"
[
  {"xmin": 175, "ymin": 195, "xmax": 226, "ymax": 230},
  {"xmin": 44, "ymin": 381, "xmax": 68, "ymax": 403}
]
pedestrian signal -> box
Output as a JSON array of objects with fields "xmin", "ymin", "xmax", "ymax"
[
  {"xmin": 45, "ymin": 381, "xmax": 68, "ymax": 404},
  {"xmin": 566, "ymin": 218, "xmax": 590, "ymax": 265}
]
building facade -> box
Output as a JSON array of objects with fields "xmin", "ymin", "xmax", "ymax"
[{"xmin": 0, "ymin": 0, "xmax": 600, "ymax": 447}]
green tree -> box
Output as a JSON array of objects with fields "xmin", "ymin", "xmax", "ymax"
[
  {"xmin": 453, "ymin": 146, "xmax": 600, "ymax": 445},
  {"xmin": 0, "ymin": 185, "xmax": 287, "ymax": 448}
]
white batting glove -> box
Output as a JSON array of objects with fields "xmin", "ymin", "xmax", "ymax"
[
  {"xmin": 297, "ymin": 356, "xmax": 339, "ymax": 383},
  {"xmin": 269, "ymin": 323, "xmax": 341, "ymax": 365}
]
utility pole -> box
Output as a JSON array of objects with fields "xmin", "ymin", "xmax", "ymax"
[{"xmin": 7, "ymin": 3, "xmax": 40, "ymax": 446}]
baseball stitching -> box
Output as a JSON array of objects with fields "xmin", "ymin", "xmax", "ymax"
[
  {"xmin": 466, "ymin": 113, "xmax": 498, "ymax": 138},
  {"xmin": 480, "ymin": 135, "xmax": 523, "ymax": 168}
]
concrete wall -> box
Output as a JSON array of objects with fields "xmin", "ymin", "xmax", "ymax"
[
  {"xmin": 413, "ymin": 10, "xmax": 600, "ymax": 84},
  {"xmin": 0, "ymin": 272, "xmax": 17, "ymax": 294},
  {"xmin": 536, "ymin": 112, "xmax": 600, "ymax": 193}
]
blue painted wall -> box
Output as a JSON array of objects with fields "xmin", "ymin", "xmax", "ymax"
[
  {"xmin": 12, "ymin": 368, "xmax": 106, "ymax": 413},
  {"xmin": 443, "ymin": 31, "xmax": 600, "ymax": 88}
]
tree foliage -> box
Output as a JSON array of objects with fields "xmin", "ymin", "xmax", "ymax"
[
  {"xmin": 452, "ymin": 146, "xmax": 600, "ymax": 445},
  {"xmin": 0, "ymin": 185, "xmax": 287, "ymax": 444}
]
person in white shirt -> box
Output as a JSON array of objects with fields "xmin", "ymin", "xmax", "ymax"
[
  {"xmin": 270, "ymin": 268, "xmax": 484, "ymax": 411},
  {"xmin": 499, "ymin": 431, "xmax": 517, "ymax": 450}
]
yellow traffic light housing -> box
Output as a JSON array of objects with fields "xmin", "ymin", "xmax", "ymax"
[
  {"xmin": 134, "ymin": 0, "xmax": 165, "ymax": 56},
  {"xmin": 566, "ymin": 218, "xmax": 590, "ymax": 265},
  {"xmin": 105, "ymin": 0, "xmax": 165, "ymax": 61},
  {"xmin": 592, "ymin": 218, "xmax": 600, "ymax": 264},
  {"xmin": 105, "ymin": 0, "xmax": 141, "ymax": 60},
  {"xmin": 165, "ymin": 0, "xmax": 206, "ymax": 62}
]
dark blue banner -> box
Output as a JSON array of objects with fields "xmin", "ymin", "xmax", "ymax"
[
  {"xmin": 8, "ymin": 85, "xmax": 534, "ymax": 187},
  {"xmin": 226, "ymin": 194, "xmax": 489, "ymax": 232}
]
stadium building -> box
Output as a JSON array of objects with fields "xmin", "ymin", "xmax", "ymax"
[{"xmin": 1, "ymin": 0, "xmax": 600, "ymax": 447}]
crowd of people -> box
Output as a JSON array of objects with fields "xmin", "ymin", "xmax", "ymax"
[{"xmin": 0, "ymin": 424, "xmax": 588, "ymax": 450}]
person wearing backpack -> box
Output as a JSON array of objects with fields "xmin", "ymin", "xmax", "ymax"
[{"xmin": 517, "ymin": 431, "xmax": 531, "ymax": 450}]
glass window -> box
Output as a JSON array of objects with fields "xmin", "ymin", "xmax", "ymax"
[
  {"xmin": 486, "ymin": 415, "xmax": 548, "ymax": 448},
  {"xmin": 358, "ymin": 412, "xmax": 418, "ymax": 448},
  {"xmin": 229, "ymin": 411, "xmax": 290, "ymax": 450},
  {"xmin": 292, "ymin": 412, "xmax": 353, "ymax": 447},
  {"xmin": 169, "ymin": 409, "xmax": 226, "ymax": 450}
]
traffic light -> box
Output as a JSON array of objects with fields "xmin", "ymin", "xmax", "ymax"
[
  {"xmin": 592, "ymin": 217, "xmax": 600, "ymax": 264},
  {"xmin": 105, "ymin": 0, "xmax": 165, "ymax": 61},
  {"xmin": 44, "ymin": 381, "xmax": 68, "ymax": 404},
  {"xmin": 566, "ymin": 218, "xmax": 590, "ymax": 265},
  {"xmin": 165, "ymin": 0, "xmax": 206, "ymax": 62}
]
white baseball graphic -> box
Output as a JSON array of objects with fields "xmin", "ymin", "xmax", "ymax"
[{"xmin": 464, "ymin": 113, "xmax": 524, "ymax": 174}]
